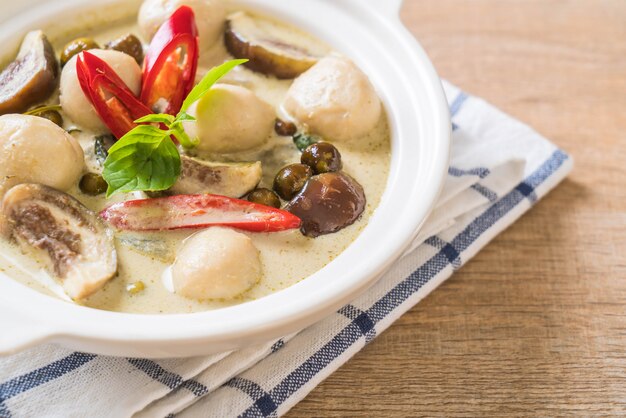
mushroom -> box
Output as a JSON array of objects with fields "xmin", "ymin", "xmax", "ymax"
[
  {"xmin": 225, "ymin": 12, "xmax": 322, "ymax": 79},
  {"xmin": 1, "ymin": 184, "xmax": 118, "ymax": 300},
  {"xmin": 0, "ymin": 114, "xmax": 84, "ymax": 198},
  {"xmin": 170, "ymin": 155, "xmax": 262, "ymax": 198},
  {"xmin": 282, "ymin": 56, "xmax": 382, "ymax": 142},
  {"xmin": 60, "ymin": 49, "xmax": 142, "ymax": 133},
  {"xmin": 0, "ymin": 31, "xmax": 59, "ymax": 115},
  {"xmin": 172, "ymin": 227, "xmax": 261, "ymax": 300},
  {"xmin": 138, "ymin": 0, "xmax": 226, "ymax": 51},
  {"xmin": 183, "ymin": 84, "xmax": 274, "ymax": 154},
  {"xmin": 285, "ymin": 172, "xmax": 366, "ymax": 238}
]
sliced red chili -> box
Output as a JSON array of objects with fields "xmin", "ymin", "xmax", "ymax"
[
  {"xmin": 100, "ymin": 194, "xmax": 302, "ymax": 233},
  {"xmin": 76, "ymin": 51, "xmax": 153, "ymax": 139},
  {"xmin": 141, "ymin": 6, "xmax": 199, "ymax": 115}
]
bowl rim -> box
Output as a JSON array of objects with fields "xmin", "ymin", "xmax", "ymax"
[{"xmin": 0, "ymin": 0, "xmax": 451, "ymax": 357}]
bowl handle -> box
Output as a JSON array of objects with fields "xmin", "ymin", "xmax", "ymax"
[{"xmin": 363, "ymin": 0, "xmax": 404, "ymax": 17}]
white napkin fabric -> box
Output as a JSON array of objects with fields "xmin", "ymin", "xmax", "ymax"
[{"xmin": 0, "ymin": 81, "xmax": 572, "ymax": 418}]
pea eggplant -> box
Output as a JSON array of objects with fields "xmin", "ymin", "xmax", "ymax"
[
  {"xmin": 301, "ymin": 142, "xmax": 342, "ymax": 174},
  {"xmin": 273, "ymin": 163, "xmax": 312, "ymax": 200},
  {"xmin": 60, "ymin": 37, "xmax": 99, "ymax": 67},
  {"xmin": 248, "ymin": 188, "xmax": 281, "ymax": 208},
  {"xmin": 105, "ymin": 34, "xmax": 144, "ymax": 65}
]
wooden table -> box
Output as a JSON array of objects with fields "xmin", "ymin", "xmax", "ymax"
[{"xmin": 290, "ymin": 0, "xmax": 626, "ymax": 416}]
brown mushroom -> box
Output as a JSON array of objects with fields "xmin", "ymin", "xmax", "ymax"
[
  {"xmin": 1, "ymin": 184, "xmax": 117, "ymax": 300},
  {"xmin": 285, "ymin": 172, "xmax": 366, "ymax": 238},
  {"xmin": 0, "ymin": 31, "xmax": 59, "ymax": 115}
]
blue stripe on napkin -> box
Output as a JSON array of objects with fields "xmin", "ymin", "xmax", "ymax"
[{"xmin": 0, "ymin": 352, "xmax": 96, "ymax": 415}]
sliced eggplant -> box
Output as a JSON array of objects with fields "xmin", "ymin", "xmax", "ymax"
[
  {"xmin": 285, "ymin": 172, "xmax": 366, "ymax": 238},
  {"xmin": 1, "ymin": 184, "xmax": 117, "ymax": 300},
  {"xmin": 225, "ymin": 12, "xmax": 321, "ymax": 79},
  {"xmin": 0, "ymin": 31, "xmax": 59, "ymax": 115},
  {"xmin": 170, "ymin": 155, "xmax": 262, "ymax": 198}
]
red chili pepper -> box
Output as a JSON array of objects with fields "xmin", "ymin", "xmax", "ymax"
[
  {"xmin": 76, "ymin": 51, "xmax": 153, "ymax": 139},
  {"xmin": 141, "ymin": 6, "xmax": 199, "ymax": 115},
  {"xmin": 100, "ymin": 194, "xmax": 302, "ymax": 233}
]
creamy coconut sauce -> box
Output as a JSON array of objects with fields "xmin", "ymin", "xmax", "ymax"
[{"xmin": 0, "ymin": 11, "xmax": 391, "ymax": 314}]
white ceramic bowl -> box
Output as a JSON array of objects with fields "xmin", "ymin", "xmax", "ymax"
[{"xmin": 0, "ymin": 0, "xmax": 450, "ymax": 358}]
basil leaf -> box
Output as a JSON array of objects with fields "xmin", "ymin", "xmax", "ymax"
[
  {"xmin": 175, "ymin": 111, "xmax": 196, "ymax": 123},
  {"xmin": 99, "ymin": 61, "xmax": 247, "ymax": 197},
  {"xmin": 135, "ymin": 113, "xmax": 176, "ymax": 124},
  {"xmin": 170, "ymin": 125, "xmax": 199, "ymax": 148},
  {"xmin": 103, "ymin": 125, "xmax": 181, "ymax": 197},
  {"xmin": 180, "ymin": 59, "xmax": 248, "ymax": 112}
]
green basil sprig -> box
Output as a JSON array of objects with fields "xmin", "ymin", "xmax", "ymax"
[{"xmin": 103, "ymin": 59, "xmax": 247, "ymax": 197}]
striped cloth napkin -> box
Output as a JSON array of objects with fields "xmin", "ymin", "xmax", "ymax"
[{"xmin": 0, "ymin": 81, "xmax": 572, "ymax": 417}]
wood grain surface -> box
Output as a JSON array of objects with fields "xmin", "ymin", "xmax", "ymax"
[{"xmin": 289, "ymin": 0, "xmax": 626, "ymax": 416}]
